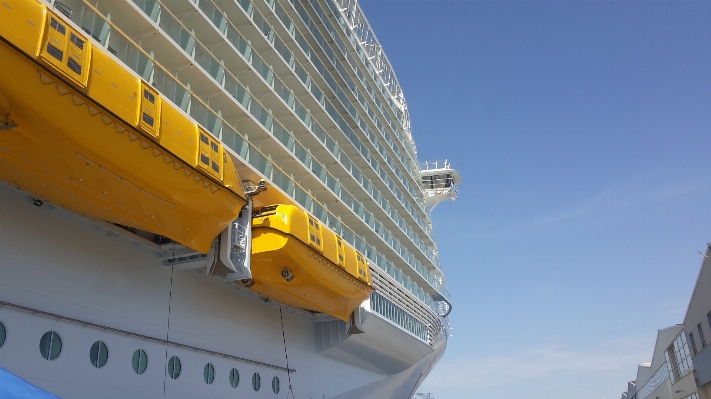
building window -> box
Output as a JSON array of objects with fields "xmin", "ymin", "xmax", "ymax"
[
  {"xmin": 203, "ymin": 363, "xmax": 215, "ymax": 385},
  {"xmin": 690, "ymin": 333, "xmax": 698, "ymax": 355},
  {"xmin": 89, "ymin": 341, "xmax": 109, "ymax": 368},
  {"xmin": 39, "ymin": 331, "xmax": 62, "ymax": 360},
  {"xmin": 272, "ymin": 376, "xmax": 280, "ymax": 394},
  {"xmin": 252, "ymin": 372, "xmax": 261, "ymax": 391},
  {"xmin": 0, "ymin": 321, "xmax": 6, "ymax": 348},
  {"xmin": 132, "ymin": 349, "xmax": 148, "ymax": 375},
  {"xmin": 229, "ymin": 368, "xmax": 239, "ymax": 388},
  {"xmin": 700, "ymin": 324, "xmax": 707, "ymax": 348},
  {"xmin": 167, "ymin": 356, "xmax": 181, "ymax": 379}
]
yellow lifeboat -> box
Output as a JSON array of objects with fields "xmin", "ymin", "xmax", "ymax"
[
  {"xmin": 0, "ymin": 1, "xmax": 246, "ymax": 253},
  {"xmin": 249, "ymin": 205, "xmax": 374, "ymax": 321}
]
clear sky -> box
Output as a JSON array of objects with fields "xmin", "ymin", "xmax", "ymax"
[{"xmin": 358, "ymin": 0, "xmax": 711, "ymax": 398}]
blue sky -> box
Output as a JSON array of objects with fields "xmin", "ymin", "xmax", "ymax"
[{"xmin": 358, "ymin": 1, "xmax": 711, "ymax": 397}]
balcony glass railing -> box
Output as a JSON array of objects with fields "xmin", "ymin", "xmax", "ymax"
[
  {"xmin": 73, "ymin": 0, "xmax": 450, "ymax": 307},
  {"xmin": 190, "ymin": 0, "xmax": 436, "ymax": 252}
]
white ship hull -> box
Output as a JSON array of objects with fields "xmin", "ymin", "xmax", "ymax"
[{"xmin": 0, "ymin": 183, "xmax": 445, "ymax": 398}]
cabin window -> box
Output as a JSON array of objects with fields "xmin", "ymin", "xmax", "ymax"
[
  {"xmin": 67, "ymin": 58, "xmax": 82, "ymax": 74},
  {"xmin": 142, "ymin": 113, "xmax": 155, "ymax": 127},
  {"xmin": 252, "ymin": 372, "xmax": 261, "ymax": 391},
  {"xmin": 272, "ymin": 376, "xmax": 280, "ymax": 394},
  {"xmin": 229, "ymin": 368, "xmax": 240, "ymax": 388},
  {"xmin": 168, "ymin": 356, "xmax": 182, "ymax": 379},
  {"xmin": 200, "ymin": 133, "xmax": 209, "ymax": 145},
  {"xmin": 70, "ymin": 33, "xmax": 84, "ymax": 50},
  {"xmin": 46, "ymin": 44, "xmax": 64, "ymax": 61},
  {"xmin": 201, "ymin": 154, "xmax": 210, "ymax": 165},
  {"xmin": 211, "ymin": 162, "xmax": 220, "ymax": 173},
  {"xmin": 0, "ymin": 321, "xmax": 6, "ymax": 348},
  {"xmin": 132, "ymin": 349, "xmax": 148, "ymax": 374},
  {"xmin": 90, "ymin": 341, "xmax": 109, "ymax": 368},
  {"xmin": 143, "ymin": 90, "xmax": 155, "ymax": 104},
  {"xmin": 50, "ymin": 18, "xmax": 66, "ymax": 34},
  {"xmin": 39, "ymin": 331, "xmax": 62, "ymax": 360},
  {"xmin": 204, "ymin": 363, "xmax": 215, "ymax": 384}
]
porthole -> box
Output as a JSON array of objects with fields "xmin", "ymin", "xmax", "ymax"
[
  {"xmin": 132, "ymin": 349, "xmax": 148, "ymax": 375},
  {"xmin": 252, "ymin": 372, "xmax": 261, "ymax": 391},
  {"xmin": 203, "ymin": 363, "xmax": 215, "ymax": 385},
  {"xmin": 39, "ymin": 331, "xmax": 62, "ymax": 360},
  {"xmin": 229, "ymin": 368, "xmax": 240, "ymax": 388},
  {"xmin": 0, "ymin": 321, "xmax": 6, "ymax": 348},
  {"xmin": 89, "ymin": 340, "xmax": 109, "ymax": 368},
  {"xmin": 167, "ymin": 356, "xmax": 181, "ymax": 379},
  {"xmin": 272, "ymin": 376, "xmax": 280, "ymax": 394}
]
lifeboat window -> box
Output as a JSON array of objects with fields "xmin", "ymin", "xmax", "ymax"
[
  {"xmin": 142, "ymin": 113, "xmax": 154, "ymax": 127},
  {"xmin": 252, "ymin": 372, "xmax": 261, "ymax": 391},
  {"xmin": 67, "ymin": 58, "xmax": 81, "ymax": 74},
  {"xmin": 204, "ymin": 363, "xmax": 215, "ymax": 384},
  {"xmin": 308, "ymin": 219, "xmax": 313, "ymax": 226},
  {"xmin": 39, "ymin": 331, "xmax": 62, "ymax": 360},
  {"xmin": 89, "ymin": 340, "xmax": 109, "ymax": 368},
  {"xmin": 143, "ymin": 90, "xmax": 155, "ymax": 104},
  {"xmin": 70, "ymin": 33, "xmax": 84, "ymax": 50},
  {"xmin": 211, "ymin": 162, "xmax": 220, "ymax": 173},
  {"xmin": 168, "ymin": 356, "xmax": 181, "ymax": 379},
  {"xmin": 339, "ymin": 255, "xmax": 344, "ymax": 261},
  {"xmin": 316, "ymin": 237, "xmax": 321, "ymax": 245},
  {"xmin": 337, "ymin": 241, "xmax": 341, "ymax": 247},
  {"xmin": 200, "ymin": 154, "xmax": 210, "ymax": 165},
  {"xmin": 0, "ymin": 320, "xmax": 6, "ymax": 348},
  {"xmin": 211, "ymin": 142, "xmax": 219, "ymax": 152},
  {"xmin": 46, "ymin": 44, "xmax": 63, "ymax": 61},
  {"xmin": 50, "ymin": 18, "xmax": 66, "ymax": 34},
  {"xmin": 229, "ymin": 368, "xmax": 240, "ymax": 388},
  {"xmin": 132, "ymin": 349, "xmax": 148, "ymax": 375},
  {"xmin": 310, "ymin": 234, "xmax": 315, "ymax": 242},
  {"xmin": 200, "ymin": 134, "xmax": 209, "ymax": 145}
]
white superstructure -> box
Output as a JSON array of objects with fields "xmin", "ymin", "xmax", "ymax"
[{"xmin": 0, "ymin": 0, "xmax": 459, "ymax": 397}]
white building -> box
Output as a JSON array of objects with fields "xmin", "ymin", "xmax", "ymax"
[
  {"xmin": 621, "ymin": 243, "xmax": 711, "ymax": 399},
  {"xmin": 683, "ymin": 244, "xmax": 711, "ymax": 398}
]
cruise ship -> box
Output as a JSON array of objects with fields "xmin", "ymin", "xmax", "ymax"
[{"xmin": 0, "ymin": 0, "xmax": 461, "ymax": 397}]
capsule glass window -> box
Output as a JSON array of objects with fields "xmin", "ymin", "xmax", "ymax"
[
  {"xmin": 229, "ymin": 368, "xmax": 239, "ymax": 388},
  {"xmin": 39, "ymin": 331, "xmax": 62, "ymax": 360},
  {"xmin": 252, "ymin": 372, "xmax": 261, "ymax": 391},
  {"xmin": 167, "ymin": 356, "xmax": 181, "ymax": 379},
  {"xmin": 0, "ymin": 321, "xmax": 6, "ymax": 348},
  {"xmin": 89, "ymin": 341, "xmax": 109, "ymax": 368},
  {"xmin": 204, "ymin": 363, "xmax": 215, "ymax": 384},
  {"xmin": 132, "ymin": 349, "xmax": 148, "ymax": 375},
  {"xmin": 272, "ymin": 376, "xmax": 280, "ymax": 394}
]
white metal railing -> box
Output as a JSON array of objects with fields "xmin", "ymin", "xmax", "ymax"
[
  {"xmin": 330, "ymin": 0, "xmax": 418, "ymax": 160},
  {"xmin": 421, "ymin": 160, "xmax": 452, "ymax": 172}
]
